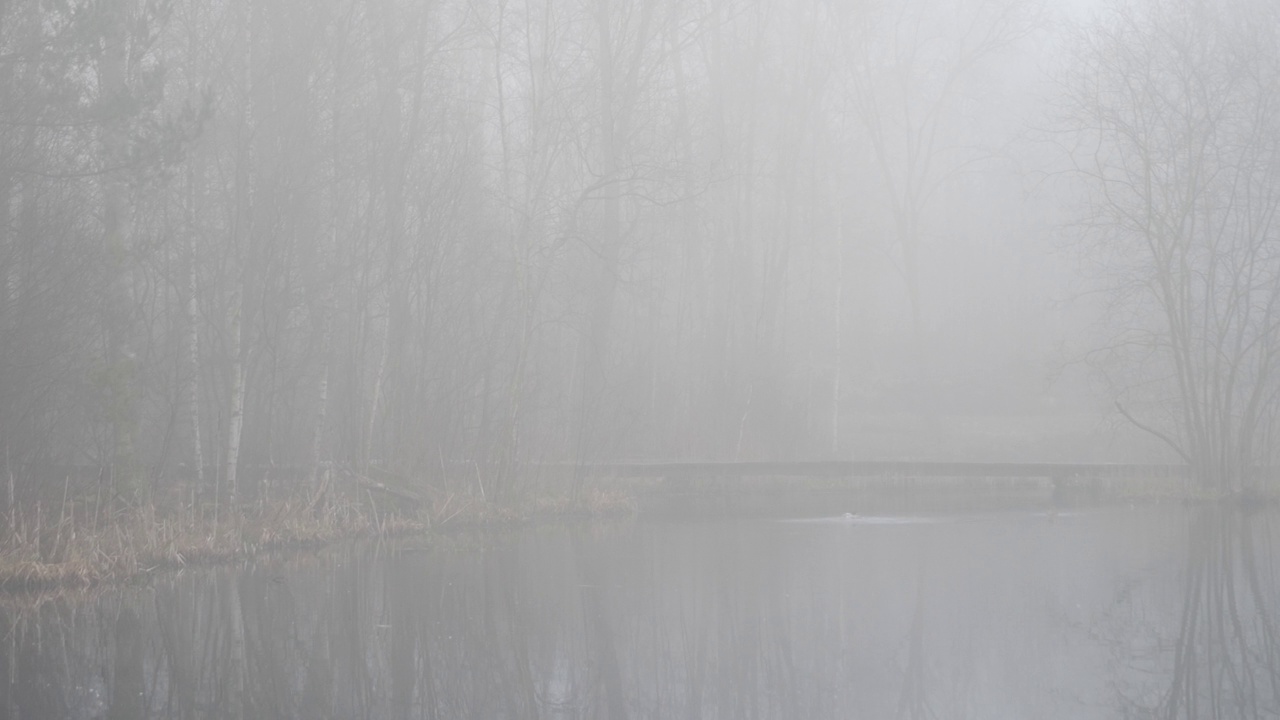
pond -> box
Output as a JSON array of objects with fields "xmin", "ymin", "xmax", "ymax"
[{"xmin": 2, "ymin": 502, "xmax": 1278, "ymax": 719}]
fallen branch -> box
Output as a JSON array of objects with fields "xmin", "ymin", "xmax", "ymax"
[{"xmin": 337, "ymin": 470, "xmax": 422, "ymax": 506}]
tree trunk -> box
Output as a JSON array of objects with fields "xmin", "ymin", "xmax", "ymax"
[
  {"xmin": 224, "ymin": 286, "xmax": 245, "ymax": 504},
  {"xmin": 832, "ymin": 217, "xmax": 844, "ymax": 456},
  {"xmin": 309, "ymin": 292, "xmax": 332, "ymax": 494},
  {"xmin": 100, "ymin": 0, "xmax": 138, "ymax": 496},
  {"xmin": 185, "ymin": 228, "xmax": 204, "ymax": 487}
]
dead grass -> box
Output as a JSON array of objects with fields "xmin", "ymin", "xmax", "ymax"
[
  {"xmin": 419, "ymin": 486, "xmax": 639, "ymax": 527},
  {"xmin": 0, "ymin": 558, "xmax": 100, "ymax": 594},
  {"xmin": 0, "ymin": 494, "xmax": 381, "ymax": 594},
  {"xmin": 530, "ymin": 487, "xmax": 640, "ymax": 519},
  {"xmin": 0, "ymin": 483, "xmax": 639, "ymax": 596}
]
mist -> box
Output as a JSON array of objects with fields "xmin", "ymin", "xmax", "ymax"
[
  {"xmin": 0, "ymin": 0, "xmax": 1140, "ymax": 491},
  {"xmin": 5, "ymin": 0, "xmax": 1280, "ymax": 716}
]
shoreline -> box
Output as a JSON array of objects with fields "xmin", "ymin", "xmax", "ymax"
[
  {"xmin": 0, "ymin": 477, "xmax": 1269, "ymax": 600},
  {"xmin": 0, "ymin": 485, "xmax": 639, "ymax": 598}
]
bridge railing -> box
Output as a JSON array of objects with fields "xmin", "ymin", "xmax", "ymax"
[{"xmin": 556, "ymin": 460, "xmax": 1192, "ymax": 480}]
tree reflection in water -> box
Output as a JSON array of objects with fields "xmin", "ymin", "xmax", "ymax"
[
  {"xmin": 1153, "ymin": 508, "xmax": 1279, "ymax": 719},
  {"xmin": 0, "ymin": 510, "xmax": 1276, "ymax": 719}
]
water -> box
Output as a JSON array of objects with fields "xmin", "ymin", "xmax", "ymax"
[{"xmin": 2, "ymin": 504, "xmax": 1279, "ymax": 719}]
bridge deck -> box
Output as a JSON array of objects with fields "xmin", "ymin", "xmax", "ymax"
[{"xmin": 573, "ymin": 460, "xmax": 1189, "ymax": 480}]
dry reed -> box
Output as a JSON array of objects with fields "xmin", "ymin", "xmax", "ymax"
[{"xmin": 0, "ymin": 481, "xmax": 638, "ymax": 595}]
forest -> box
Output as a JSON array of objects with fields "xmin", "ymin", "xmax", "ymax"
[{"xmin": 2, "ymin": 0, "xmax": 1280, "ymax": 522}]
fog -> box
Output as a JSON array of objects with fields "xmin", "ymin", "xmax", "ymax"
[
  {"xmin": 7, "ymin": 506, "xmax": 1280, "ymax": 719},
  {"xmin": 4, "ymin": 0, "xmax": 1280, "ymax": 490},
  {"xmin": 9, "ymin": 0, "xmax": 1280, "ymax": 717}
]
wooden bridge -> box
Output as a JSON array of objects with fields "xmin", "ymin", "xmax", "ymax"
[
  {"xmin": 566, "ymin": 460, "xmax": 1190, "ymax": 483},
  {"xmin": 16, "ymin": 459, "xmax": 1195, "ymax": 483}
]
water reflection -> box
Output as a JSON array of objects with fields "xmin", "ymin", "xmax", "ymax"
[
  {"xmin": 1121, "ymin": 508, "xmax": 1280, "ymax": 719},
  {"xmin": 0, "ymin": 508, "xmax": 1277, "ymax": 719}
]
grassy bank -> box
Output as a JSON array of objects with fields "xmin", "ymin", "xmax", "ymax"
[
  {"xmin": 0, "ymin": 483, "xmax": 639, "ymax": 596},
  {"xmin": 5, "ymin": 470, "xmax": 1264, "ymax": 597}
]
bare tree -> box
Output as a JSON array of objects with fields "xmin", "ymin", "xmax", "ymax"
[
  {"xmin": 1063, "ymin": 0, "xmax": 1280, "ymax": 491},
  {"xmin": 845, "ymin": 0, "xmax": 1040, "ymax": 340}
]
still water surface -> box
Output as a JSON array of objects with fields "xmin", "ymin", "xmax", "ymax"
[{"xmin": 3, "ymin": 504, "xmax": 1278, "ymax": 719}]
